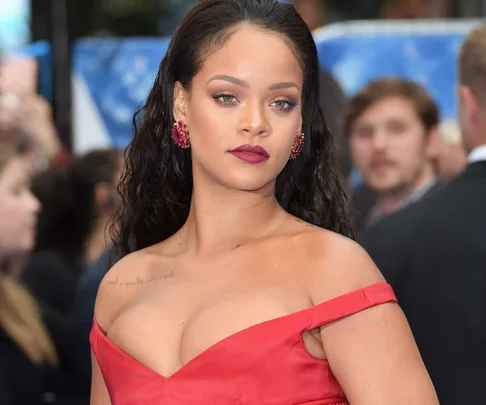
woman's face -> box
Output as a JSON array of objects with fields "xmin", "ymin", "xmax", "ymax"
[
  {"xmin": 0, "ymin": 157, "xmax": 40, "ymax": 255},
  {"xmin": 174, "ymin": 25, "xmax": 303, "ymax": 192}
]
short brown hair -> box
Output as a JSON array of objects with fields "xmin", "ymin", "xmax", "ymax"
[
  {"xmin": 344, "ymin": 78, "xmax": 439, "ymax": 137},
  {"xmin": 459, "ymin": 24, "xmax": 486, "ymax": 103}
]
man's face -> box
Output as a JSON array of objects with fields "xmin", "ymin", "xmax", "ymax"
[{"xmin": 349, "ymin": 96, "xmax": 431, "ymax": 195}]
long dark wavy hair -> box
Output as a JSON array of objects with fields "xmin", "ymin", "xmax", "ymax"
[{"xmin": 112, "ymin": 0, "xmax": 355, "ymax": 259}]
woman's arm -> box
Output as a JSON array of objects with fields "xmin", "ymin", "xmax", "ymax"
[
  {"xmin": 308, "ymin": 234, "xmax": 439, "ymax": 405},
  {"xmin": 322, "ymin": 300, "xmax": 438, "ymax": 404}
]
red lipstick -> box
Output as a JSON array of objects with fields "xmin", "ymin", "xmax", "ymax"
[{"xmin": 229, "ymin": 144, "xmax": 269, "ymax": 164}]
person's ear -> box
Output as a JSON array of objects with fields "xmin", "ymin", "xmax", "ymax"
[
  {"xmin": 459, "ymin": 85, "xmax": 480, "ymax": 129},
  {"xmin": 173, "ymin": 81, "xmax": 188, "ymax": 122}
]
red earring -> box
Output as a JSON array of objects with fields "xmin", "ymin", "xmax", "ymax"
[
  {"xmin": 171, "ymin": 121, "xmax": 191, "ymax": 149},
  {"xmin": 290, "ymin": 132, "xmax": 304, "ymax": 159}
]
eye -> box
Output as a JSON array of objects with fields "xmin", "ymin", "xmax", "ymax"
[
  {"xmin": 388, "ymin": 121, "xmax": 407, "ymax": 134},
  {"xmin": 355, "ymin": 128, "xmax": 372, "ymax": 138},
  {"xmin": 271, "ymin": 99, "xmax": 296, "ymax": 112},
  {"xmin": 213, "ymin": 93, "xmax": 238, "ymax": 104}
]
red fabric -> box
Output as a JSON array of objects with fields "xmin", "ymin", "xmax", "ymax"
[{"xmin": 91, "ymin": 282, "xmax": 397, "ymax": 405}]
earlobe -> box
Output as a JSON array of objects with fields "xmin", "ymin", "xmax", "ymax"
[
  {"xmin": 173, "ymin": 81, "xmax": 187, "ymax": 122},
  {"xmin": 460, "ymin": 85, "xmax": 479, "ymax": 124}
]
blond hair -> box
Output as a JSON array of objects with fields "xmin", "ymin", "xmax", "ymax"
[
  {"xmin": 0, "ymin": 274, "xmax": 58, "ymax": 365},
  {"xmin": 0, "ymin": 134, "xmax": 58, "ymax": 366},
  {"xmin": 459, "ymin": 24, "xmax": 486, "ymax": 104}
]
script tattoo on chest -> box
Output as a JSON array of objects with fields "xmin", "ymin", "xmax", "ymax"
[{"xmin": 106, "ymin": 270, "xmax": 175, "ymax": 290}]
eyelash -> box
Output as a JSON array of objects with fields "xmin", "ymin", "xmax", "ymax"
[
  {"xmin": 213, "ymin": 93, "xmax": 237, "ymax": 105},
  {"xmin": 212, "ymin": 93, "xmax": 297, "ymax": 112}
]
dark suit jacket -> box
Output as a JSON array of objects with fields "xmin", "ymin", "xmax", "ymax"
[
  {"xmin": 0, "ymin": 307, "xmax": 88, "ymax": 405},
  {"xmin": 360, "ymin": 162, "xmax": 486, "ymax": 405},
  {"xmin": 355, "ymin": 180, "xmax": 443, "ymax": 238},
  {"xmin": 0, "ymin": 365, "xmax": 12, "ymax": 405}
]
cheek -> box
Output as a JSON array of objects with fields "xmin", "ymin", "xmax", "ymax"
[
  {"xmin": 349, "ymin": 139, "xmax": 371, "ymax": 165},
  {"xmin": 391, "ymin": 132, "xmax": 425, "ymax": 162},
  {"xmin": 276, "ymin": 126, "xmax": 299, "ymax": 156},
  {"xmin": 189, "ymin": 100, "xmax": 232, "ymax": 149},
  {"xmin": 0, "ymin": 198, "xmax": 26, "ymax": 225},
  {"xmin": 191, "ymin": 96, "xmax": 217, "ymax": 126},
  {"xmin": 0, "ymin": 213, "xmax": 18, "ymax": 236},
  {"xmin": 400, "ymin": 128, "xmax": 426, "ymax": 148}
]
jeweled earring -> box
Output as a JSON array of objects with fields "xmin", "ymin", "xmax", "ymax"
[
  {"xmin": 171, "ymin": 120, "xmax": 191, "ymax": 149},
  {"xmin": 290, "ymin": 132, "xmax": 304, "ymax": 159}
]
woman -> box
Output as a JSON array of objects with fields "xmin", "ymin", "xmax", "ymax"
[
  {"xmin": 21, "ymin": 149, "xmax": 123, "ymax": 317},
  {"xmin": 91, "ymin": 1, "xmax": 438, "ymax": 404},
  {"xmin": 0, "ymin": 132, "xmax": 58, "ymax": 405}
]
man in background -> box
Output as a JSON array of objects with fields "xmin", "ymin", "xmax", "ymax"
[
  {"xmin": 346, "ymin": 78, "xmax": 442, "ymax": 232},
  {"xmin": 360, "ymin": 25, "xmax": 486, "ymax": 405}
]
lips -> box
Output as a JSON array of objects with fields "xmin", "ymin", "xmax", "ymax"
[
  {"xmin": 371, "ymin": 160, "xmax": 395, "ymax": 170},
  {"xmin": 229, "ymin": 144, "xmax": 269, "ymax": 164}
]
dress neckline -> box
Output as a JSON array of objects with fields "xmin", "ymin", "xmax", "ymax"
[{"xmin": 92, "ymin": 282, "xmax": 393, "ymax": 380}]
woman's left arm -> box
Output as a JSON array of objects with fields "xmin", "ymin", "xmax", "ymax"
[
  {"xmin": 322, "ymin": 301, "xmax": 438, "ymax": 405},
  {"xmin": 309, "ymin": 235, "xmax": 439, "ymax": 405}
]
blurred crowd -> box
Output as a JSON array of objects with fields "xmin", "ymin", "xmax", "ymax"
[
  {"xmin": 0, "ymin": 88, "xmax": 123, "ymax": 404},
  {"xmin": 1, "ymin": 1, "xmax": 486, "ymax": 405}
]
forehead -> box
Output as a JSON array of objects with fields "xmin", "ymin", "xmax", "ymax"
[
  {"xmin": 357, "ymin": 96, "xmax": 420, "ymax": 123},
  {"xmin": 195, "ymin": 25, "xmax": 303, "ymax": 85}
]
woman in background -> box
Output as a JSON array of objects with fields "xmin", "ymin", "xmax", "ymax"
[
  {"xmin": 21, "ymin": 149, "xmax": 123, "ymax": 317},
  {"xmin": 0, "ymin": 131, "xmax": 58, "ymax": 405}
]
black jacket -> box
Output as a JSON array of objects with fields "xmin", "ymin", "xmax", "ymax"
[{"xmin": 360, "ymin": 162, "xmax": 486, "ymax": 405}]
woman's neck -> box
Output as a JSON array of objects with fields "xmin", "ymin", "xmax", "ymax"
[{"xmin": 178, "ymin": 179, "xmax": 285, "ymax": 255}]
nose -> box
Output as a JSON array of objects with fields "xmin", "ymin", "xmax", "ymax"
[
  {"xmin": 370, "ymin": 129, "xmax": 388, "ymax": 151},
  {"xmin": 237, "ymin": 99, "xmax": 271, "ymax": 138},
  {"xmin": 27, "ymin": 190, "xmax": 41, "ymax": 214}
]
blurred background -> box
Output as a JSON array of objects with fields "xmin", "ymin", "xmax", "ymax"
[{"xmin": 1, "ymin": 1, "xmax": 485, "ymax": 404}]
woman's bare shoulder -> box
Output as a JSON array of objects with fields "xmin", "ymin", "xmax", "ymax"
[
  {"xmin": 295, "ymin": 228, "xmax": 385, "ymax": 301},
  {"xmin": 94, "ymin": 249, "xmax": 164, "ymax": 330}
]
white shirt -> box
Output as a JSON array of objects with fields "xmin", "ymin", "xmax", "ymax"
[{"xmin": 468, "ymin": 145, "xmax": 486, "ymax": 163}]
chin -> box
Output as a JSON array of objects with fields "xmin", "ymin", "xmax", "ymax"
[
  {"xmin": 18, "ymin": 239, "xmax": 35, "ymax": 254},
  {"xmin": 223, "ymin": 173, "xmax": 274, "ymax": 192},
  {"xmin": 3, "ymin": 244, "xmax": 32, "ymax": 258},
  {"xmin": 369, "ymin": 180, "xmax": 401, "ymax": 194}
]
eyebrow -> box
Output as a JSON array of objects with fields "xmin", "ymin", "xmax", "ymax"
[{"xmin": 206, "ymin": 74, "xmax": 300, "ymax": 90}]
